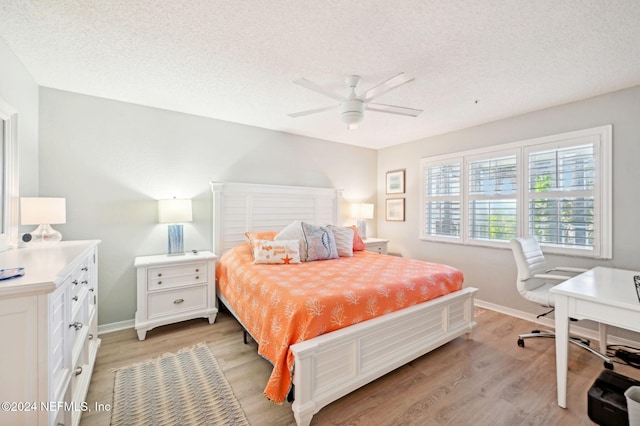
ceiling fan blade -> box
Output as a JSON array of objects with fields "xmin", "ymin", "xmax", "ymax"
[
  {"xmin": 292, "ymin": 78, "xmax": 345, "ymax": 101},
  {"xmin": 362, "ymin": 73, "xmax": 415, "ymax": 102},
  {"xmin": 366, "ymin": 103, "xmax": 423, "ymax": 117},
  {"xmin": 288, "ymin": 104, "xmax": 338, "ymax": 118}
]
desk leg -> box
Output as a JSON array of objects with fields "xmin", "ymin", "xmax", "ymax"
[
  {"xmin": 599, "ymin": 323, "xmax": 608, "ymax": 355},
  {"xmin": 554, "ymin": 294, "xmax": 569, "ymax": 408}
]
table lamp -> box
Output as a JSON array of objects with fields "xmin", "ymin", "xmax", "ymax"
[
  {"xmin": 20, "ymin": 197, "xmax": 66, "ymax": 242},
  {"xmin": 351, "ymin": 203, "xmax": 374, "ymax": 240},
  {"xmin": 158, "ymin": 198, "xmax": 192, "ymax": 255}
]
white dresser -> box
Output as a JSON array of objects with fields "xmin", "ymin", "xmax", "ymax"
[
  {"xmin": 134, "ymin": 251, "xmax": 217, "ymax": 340},
  {"xmin": 0, "ymin": 240, "xmax": 100, "ymax": 426}
]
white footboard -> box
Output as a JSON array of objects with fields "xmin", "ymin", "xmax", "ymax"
[{"xmin": 290, "ymin": 287, "xmax": 477, "ymax": 426}]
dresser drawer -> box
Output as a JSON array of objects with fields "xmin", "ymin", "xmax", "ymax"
[
  {"xmin": 147, "ymin": 262, "xmax": 207, "ymax": 291},
  {"xmin": 147, "ymin": 285, "xmax": 207, "ymax": 319},
  {"xmin": 69, "ymin": 259, "xmax": 90, "ymax": 300},
  {"xmin": 49, "ymin": 285, "xmax": 67, "ymax": 401},
  {"xmin": 69, "ymin": 289, "xmax": 89, "ymax": 364}
]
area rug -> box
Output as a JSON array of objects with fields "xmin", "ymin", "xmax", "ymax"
[{"xmin": 111, "ymin": 343, "xmax": 250, "ymax": 426}]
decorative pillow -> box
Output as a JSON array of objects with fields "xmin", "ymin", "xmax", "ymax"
[
  {"xmin": 301, "ymin": 222, "xmax": 339, "ymax": 261},
  {"xmin": 349, "ymin": 226, "xmax": 366, "ymax": 251},
  {"xmin": 327, "ymin": 225, "xmax": 354, "ymax": 257},
  {"xmin": 252, "ymin": 240, "xmax": 301, "ymax": 264},
  {"xmin": 245, "ymin": 231, "xmax": 278, "ymax": 255},
  {"xmin": 275, "ymin": 220, "xmax": 307, "ymax": 261}
]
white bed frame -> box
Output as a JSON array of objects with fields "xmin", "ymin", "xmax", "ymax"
[{"xmin": 211, "ymin": 182, "xmax": 477, "ymax": 426}]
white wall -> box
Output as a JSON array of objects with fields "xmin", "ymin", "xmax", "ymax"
[
  {"xmin": 377, "ymin": 85, "xmax": 640, "ymax": 327},
  {"xmin": 38, "ymin": 88, "xmax": 377, "ymax": 325},
  {"xmin": 0, "ymin": 36, "xmax": 39, "ymax": 199}
]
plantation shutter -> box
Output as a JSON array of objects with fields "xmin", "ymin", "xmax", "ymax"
[
  {"xmin": 468, "ymin": 154, "xmax": 518, "ymax": 241},
  {"xmin": 527, "ymin": 143, "xmax": 595, "ymax": 249},
  {"xmin": 423, "ymin": 161, "xmax": 462, "ymax": 238}
]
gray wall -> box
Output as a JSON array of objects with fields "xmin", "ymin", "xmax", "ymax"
[
  {"xmin": 377, "ymin": 85, "xmax": 640, "ymax": 318},
  {"xmin": 38, "ymin": 88, "xmax": 377, "ymax": 325},
  {"xmin": 0, "ymin": 36, "xmax": 39, "ymax": 198}
]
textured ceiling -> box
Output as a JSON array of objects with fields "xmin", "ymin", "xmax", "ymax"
[{"xmin": 1, "ymin": 1, "xmax": 640, "ymax": 149}]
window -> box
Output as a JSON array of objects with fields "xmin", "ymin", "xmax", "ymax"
[
  {"xmin": 423, "ymin": 160, "xmax": 461, "ymax": 239},
  {"xmin": 467, "ymin": 152, "xmax": 518, "ymax": 242},
  {"xmin": 526, "ymin": 142, "xmax": 595, "ymax": 251},
  {"xmin": 420, "ymin": 126, "xmax": 612, "ymax": 258}
]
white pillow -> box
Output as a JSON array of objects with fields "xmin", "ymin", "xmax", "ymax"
[
  {"xmin": 252, "ymin": 240, "xmax": 301, "ymax": 264},
  {"xmin": 275, "ymin": 220, "xmax": 307, "ymax": 261},
  {"xmin": 327, "ymin": 225, "xmax": 354, "ymax": 257}
]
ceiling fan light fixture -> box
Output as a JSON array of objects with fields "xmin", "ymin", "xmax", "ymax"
[{"xmin": 340, "ymin": 98, "xmax": 364, "ymax": 126}]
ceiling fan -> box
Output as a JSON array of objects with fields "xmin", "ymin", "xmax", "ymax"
[{"xmin": 288, "ymin": 73, "xmax": 423, "ymax": 130}]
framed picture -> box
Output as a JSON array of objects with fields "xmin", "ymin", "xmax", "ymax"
[
  {"xmin": 386, "ymin": 169, "xmax": 405, "ymax": 194},
  {"xmin": 386, "ymin": 198, "xmax": 405, "ymax": 221}
]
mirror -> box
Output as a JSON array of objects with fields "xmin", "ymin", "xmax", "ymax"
[{"xmin": 0, "ymin": 98, "xmax": 19, "ymax": 252}]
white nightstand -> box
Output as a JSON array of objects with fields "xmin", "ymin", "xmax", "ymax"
[
  {"xmin": 134, "ymin": 251, "xmax": 218, "ymax": 340},
  {"xmin": 363, "ymin": 238, "xmax": 389, "ymax": 254}
]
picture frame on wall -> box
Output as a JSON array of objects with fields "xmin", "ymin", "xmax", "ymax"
[
  {"xmin": 386, "ymin": 198, "xmax": 405, "ymax": 221},
  {"xmin": 386, "ymin": 169, "xmax": 405, "ymax": 194}
]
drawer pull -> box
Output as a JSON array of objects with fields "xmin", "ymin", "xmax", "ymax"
[
  {"xmin": 72, "ymin": 280, "xmax": 78, "ymax": 285},
  {"xmin": 82, "ymin": 280, "xmax": 88, "ymax": 285},
  {"xmin": 72, "ymin": 296, "xmax": 78, "ymax": 301},
  {"xmin": 195, "ymin": 276, "xmax": 200, "ymax": 280},
  {"xmin": 88, "ymin": 333, "xmax": 94, "ymax": 340},
  {"xmin": 158, "ymin": 281, "xmax": 163, "ymax": 285},
  {"xmin": 82, "ymin": 267, "xmax": 88, "ymax": 271},
  {"xmin": 157, "ymin": 273, "xmax": 162, "ymax": 277},
  {"xmin": 195, "ymin": 268, "xmax": 200, "ymax": 272},
  {"xmin": 69, "ymin": 322, "xmax": 83, "ymax": 331},
  {"xmin": 89, "ymin": 288, "xmax": 95, "ymax": 292},
  {"xmin": 174, "ymin": 298, "xmax": 185, "ymax": 304},
  {"xmin": 75, "ymin": 366, "xmax": 83, "ymax": 376}
]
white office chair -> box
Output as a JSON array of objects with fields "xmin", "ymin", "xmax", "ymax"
[{"xmin": 510, "ymin": 236, "xmax": 613, "ymax": 369}]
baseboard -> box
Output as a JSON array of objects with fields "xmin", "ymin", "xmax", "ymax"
[
  {"xmin": 474, "ymin": 298, "xmax": 640, "ymax": 348},
  {"xmin": 98, "ymin": 319, "xmax": 134, "ymax": 335}
]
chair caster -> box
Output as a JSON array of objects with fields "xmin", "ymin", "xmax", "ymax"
[
  {"xmin": 605, "ymin": 361, "xmax": 614, "ymax": 370},
  {"xmin": 517, "ymin": 338, "xmax": 525, "ymax": 347}
]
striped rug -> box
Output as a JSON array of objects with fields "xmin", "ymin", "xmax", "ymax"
[{"xmin": 111, "ymin": 343, "xmax": 250, "ymax": 426}]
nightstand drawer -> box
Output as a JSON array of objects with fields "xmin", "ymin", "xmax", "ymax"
[
  {"xmin": 147, "ymin": 262, "xmax": 207, "ymax": 291},
  {"xmin": 363, "ymin": 239, "xmax": 389, "ymax": 255},
  {"xmin": 147, "ymin": 286, "xmax": 207, "ymax": 318}
]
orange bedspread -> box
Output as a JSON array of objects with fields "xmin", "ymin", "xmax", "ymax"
[{"xmin": 216, "ymin": 242, "xmax": 464, "ymax": 403}]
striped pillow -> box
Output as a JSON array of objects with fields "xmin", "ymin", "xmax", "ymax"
[{"xmin": 327, "ymin": 225, "xmax": 354, "ymax": 257}]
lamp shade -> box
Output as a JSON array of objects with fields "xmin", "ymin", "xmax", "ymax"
[
  {"xmin": 21, "ymin": 197, "xmax": 66, "ymax": 225},
  {"xmin": 351, "ymin": 203, "xmax": 374, "ymax": 220},
  {"xmin": 158, "ymin": 199, "xmax": 192, "ymax": 223}
]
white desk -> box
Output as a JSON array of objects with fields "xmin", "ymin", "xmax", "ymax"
[{"xmin": 550, "ymin": 266, "xmax": 640, "ymax": 408}]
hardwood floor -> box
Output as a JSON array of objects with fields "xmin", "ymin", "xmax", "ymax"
[{"xmin": 80, "ymin": 307, "xmax": 640, "ymax": 425}]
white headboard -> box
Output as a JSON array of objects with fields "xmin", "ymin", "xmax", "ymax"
[{"xmin": 210, "ymin": 182, "xmax": 343, "ymax": 256}]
